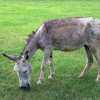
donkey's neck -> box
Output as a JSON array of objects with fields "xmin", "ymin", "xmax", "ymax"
[
  {"xmin": 21, "ymin": 24, "xmax": 45, "ymax": 61},
  {"xmin": 22, "ymin": 34, "xmax": 38, "ymax": 61}
]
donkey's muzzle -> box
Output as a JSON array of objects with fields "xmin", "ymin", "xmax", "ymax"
[{"xmin": 20, "ymin": 83, "xmax": 30, "ymax": 90}]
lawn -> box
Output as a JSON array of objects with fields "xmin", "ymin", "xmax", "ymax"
[{"xmin": 0, "ymin": 0, "xmax": 100, "ymax": 100}]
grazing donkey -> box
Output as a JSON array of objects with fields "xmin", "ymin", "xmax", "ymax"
[{"xmin": 3, "ymin": 17, "xmax": 100, "ymax": 89}]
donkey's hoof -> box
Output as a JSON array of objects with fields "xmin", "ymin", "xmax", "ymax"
[
  {"xmin": 95, "ymin": 78, "xmax": 100, "ymax": 83},
  {"xmin": 48, "ymin": 75, "xmax": 53, "ymax": 79},
  {"xmin": 78, "ymin": 75, "xmax": 83, "ymax": 78},
  {"xmin": 37, "ymin": 80, "xmax": 43, "ymax": 84},
  {"xmin": 48, "ymin": 74, "xmax": 55, "ymax": 79},
  {"xmin": 78, "ymin": 74, "xmax": 85, "ymax": 78}
]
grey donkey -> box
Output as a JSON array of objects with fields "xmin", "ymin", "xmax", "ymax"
[{"xmin": 3, "ymin": 17, "xmax": 100, "ymax": 89}]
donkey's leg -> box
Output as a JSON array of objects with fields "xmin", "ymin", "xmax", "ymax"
[
  {"xmin": 48, "ymin": 52, "xmax": 55, "ymax": 79},
  {"xmin": 91, "ymin": 49, "xmax": 100, "ymax": 82},
  {"xmin": 87, "ymin": 44, "xmax": 100, "ymax": 82},
  {"xmin": 37, "ymin": 48, "xmax": 51, "ymax": 84},
  {"xmin": 78, "ymin": 45, "xmax": 93, "ymax": 77}
]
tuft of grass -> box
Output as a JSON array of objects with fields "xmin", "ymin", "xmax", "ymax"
[{"xmin": 0, "ymin": 0, "xmax": 100, "ymax": 100}]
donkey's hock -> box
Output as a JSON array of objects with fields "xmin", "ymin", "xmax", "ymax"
[{"xmin": 3, "ymin": 17, "xmax": 100, "ymax": 88}]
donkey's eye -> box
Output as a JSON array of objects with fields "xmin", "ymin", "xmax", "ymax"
[{"xmin": 23, "ymin": 70, "xmax": 27, "ymax": 74}]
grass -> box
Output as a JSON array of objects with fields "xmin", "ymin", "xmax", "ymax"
[{"xmin": 0, "ymin": 0, "xmax": 100, "ymax": 100}]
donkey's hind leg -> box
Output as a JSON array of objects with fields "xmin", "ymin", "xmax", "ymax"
[
  {"xmin": 78, "ymin": 45, "xmax": 93, "ymax": 77},
  {"xmin": 48, "ymin": 52, "xmax": 55, "ymax": 79},
  {"xmin": 91, "ymin": 49, "xmax": 100, "ymax": 82}
]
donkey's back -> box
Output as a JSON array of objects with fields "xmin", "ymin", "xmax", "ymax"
[{"xmin": 38, "ymin": 17, "xmax": 100, "ymax": 51}]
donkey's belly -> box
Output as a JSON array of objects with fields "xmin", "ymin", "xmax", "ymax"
[{"xmin": 53, "ymin": 44, "xmax": 83, "ymax": 52}]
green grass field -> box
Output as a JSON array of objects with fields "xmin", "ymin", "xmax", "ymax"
[{"xmin": 1, "ymin": 0, "xmax": 100, "ymax": 100}]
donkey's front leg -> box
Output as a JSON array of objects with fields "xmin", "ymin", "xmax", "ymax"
[
  {"xmin": 48, "ymin": 52, "xmax": 55, "ymax": 79},
  {"xmin": 37, "ymin": 49, "xmax": 51, "ymax": 84}
]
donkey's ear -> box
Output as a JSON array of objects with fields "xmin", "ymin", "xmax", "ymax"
[
  {"xmin": 25, "ymin": 51, "xmax": 29, "ymax": 60},
  {"xmin": 2, "ymin": 54, "xmax": 18, "ymax": 62}
]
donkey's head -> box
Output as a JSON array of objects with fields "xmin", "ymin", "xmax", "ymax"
[{"xmin": 3, "ymin": 51, "xmax": 32, "ymax": 89}]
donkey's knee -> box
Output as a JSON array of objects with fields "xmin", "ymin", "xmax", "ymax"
[
  {"xmin": 88, "ymin": 55, "xmax": 93, "ymax": 65},
  {"xmin": 41, "ymin": 66, "xmax": 46, "ymax": 71}
]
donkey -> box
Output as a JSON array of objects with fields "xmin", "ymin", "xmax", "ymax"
[{"xmin": 3, "ymin": 17, "xmax": 100, "ymax": 89}]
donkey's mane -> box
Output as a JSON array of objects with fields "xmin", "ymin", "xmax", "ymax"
[
  {"xmin": 21, "ymin": 31, "xmax": 36, "ymax": 55},
  {"xmin": 27, "ymin": 31, "xmax": 36, "ymax": 43}
]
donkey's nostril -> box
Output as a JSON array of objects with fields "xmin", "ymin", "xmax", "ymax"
[
  {"xmin": 20, "ymin": 83, "xmax": 30, "ymax": 90},
  {"xmin": 26, "ymin": 83, "xmax": 30, "ymax": 87},
  {"xmin": 20, "ymin": 86, "xmax": 27, "ymax": 89}
]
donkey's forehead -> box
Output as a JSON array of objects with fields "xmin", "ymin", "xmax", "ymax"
[
  {"xmin": 18, "ymin": 55, "xmax": 25, "ymax": 61},
  {"xmin": 14, "ymin": 64, "xmax": 27, "ymax": 72}
]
